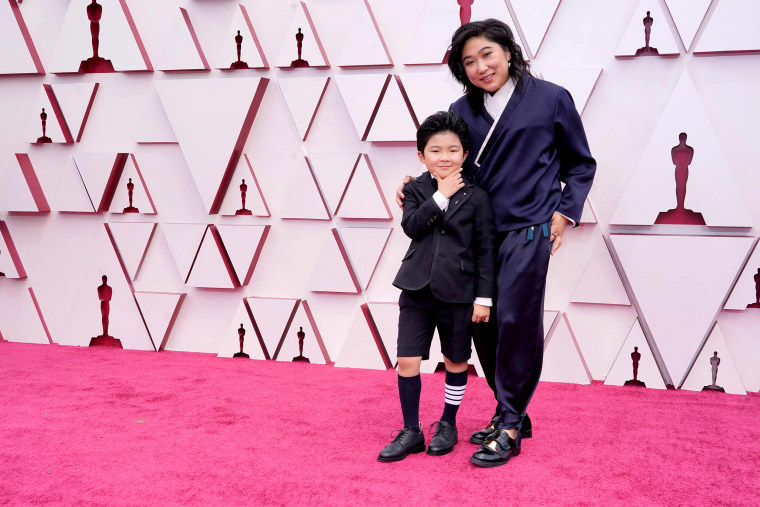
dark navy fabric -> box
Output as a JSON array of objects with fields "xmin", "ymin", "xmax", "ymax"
[
  {"xmin": 398, "ymin": 374, "xmax": 422, "ymax": 429},
  {"xmin": 493, "ymin": 226, "xmax": 551, "ymax": 430},
  {"xmin": 397, "ymin": 285, "xmax": 474, "ymax": 362},
  {"xmin": 450, "ymin": 76, "xmax": 596, "ymax": 233},
  {"xmin": 448, "ymin": 76, "xmax": 596, "ymax": 432}
]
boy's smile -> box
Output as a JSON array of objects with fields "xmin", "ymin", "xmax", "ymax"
[{"xmin": 418, "ymin": 131, "xmax": 468, "ymax": 179}]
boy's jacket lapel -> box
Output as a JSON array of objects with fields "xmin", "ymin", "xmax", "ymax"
[
  {"xmin": 443, "ymin": 183, "xmax": 474, "ymax": 225},
  {"xmin": 418, "ymin": 172, "xmax": 475, "ymax": 224}
]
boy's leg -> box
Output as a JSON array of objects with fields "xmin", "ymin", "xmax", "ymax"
[
  {"xmin": 440, "ymin": 356, "xmax": 468, "ymax": 425},
  {"xmin": 395, "ymin": 289, "xmax": 436, "ymax": 431},
  {"xmin": 434, "ymin": 300, "xmax": 473, "ymax": 422},
  {"xmin": 397, "ymin": 356, "xmax": 423, "ymax": 430},
  {"xmin": 441, "ymin": 357, "xmax": 468, "ymax": 426},
  {"xmin": 378, "ymin": 290, "xmax": 434, "ymax": 462},
  {"xmin": 427, "ymin": 301, "xmax": 471, "ymax": 456}
]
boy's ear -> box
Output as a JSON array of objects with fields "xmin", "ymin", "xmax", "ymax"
[
  {"xmin": 462, "ymin": 150, "xmax": 469, "ymax": 162},
  {"xmin": 417, "ymin": 151, "xmax": 425, "ymax": 164}
]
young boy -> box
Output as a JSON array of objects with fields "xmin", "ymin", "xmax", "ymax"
[{"xmin": 378, "ymin": 111, "xmax": 496, "ymax": 462}]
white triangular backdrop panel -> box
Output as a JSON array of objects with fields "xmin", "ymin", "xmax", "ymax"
[
  {"xmin": 611, "ymin": 70, "xmax": 752, "ymax": 227},
  {"xmin": 663, "ymin": 0, "xmax": 712, "ymax": 51},
  {"xmin": 605, "ymin": 319, "xmax": 667, "ymax": 389},
  {"xmin": 611, "ymin": 234, "xmax": 753, "ymax": 385},
  {"xmin": 681, "ymin": 324, "xmax": 746, "ymax": 395},
  {"xmin": 615, "ymin": 0, "xmax": 680, "ymax": 57},
  {"xmin": 718, "ymin": 311, "xmax": 760, "ymax": 392},
  {"xmin": 3, "ymin": 0, "xmax": 760, "ymax": 386},
  {"xmin": 694, "ymin": 0, "xmax": 760, "ymax": 54}
]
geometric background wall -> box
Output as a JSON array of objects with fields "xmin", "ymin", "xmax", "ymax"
[{"xmin": 2, "ymin": 0, "xmax": 760, "ymax": 394}]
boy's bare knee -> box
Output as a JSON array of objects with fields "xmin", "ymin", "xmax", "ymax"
[
  {"xmin": 443, "ymin": 356, "xmax": 469, "ymax": 373},
  {"xmin": 397, "ymin": 356, "xmax": 422, "ymax": 377}
]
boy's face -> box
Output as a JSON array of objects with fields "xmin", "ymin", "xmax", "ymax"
[{"xmin": 417, "ymin": 131, "xmax": 468, "ymax": 179}]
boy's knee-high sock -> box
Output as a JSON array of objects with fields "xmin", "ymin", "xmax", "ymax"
[
  {"xmin": 441, "ymin": 370, "xmax": 468, "ymax": 425},
  {"xmin": 398, "ymin": 374, "xmax": 421, "ymax": 431}
]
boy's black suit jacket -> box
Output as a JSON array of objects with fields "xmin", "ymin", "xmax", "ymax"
[{"xmin": 393, "ymin": 171, "xmax": 496, "ymax": 304}]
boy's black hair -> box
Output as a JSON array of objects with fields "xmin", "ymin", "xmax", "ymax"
[
  {"xmin": 447, "ymin": 18, "xmax": 533, "ymax": 112},
  {"xmin": 416, "ymin": 110, "xmax": 470, "ymax": 154}
]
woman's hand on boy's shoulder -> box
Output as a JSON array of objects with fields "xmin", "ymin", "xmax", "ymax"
[
  {"xmin": 472, "ymin": 303, "xmax": 490, "ymax": 323},
  {"xmin": 395, "ymin": 175, "xmax": 415, "ymax": 208}
]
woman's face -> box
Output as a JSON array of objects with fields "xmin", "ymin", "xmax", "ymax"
[{"xmin": 461, "ymin": 36, "xmax": 511, "ymax": 94}]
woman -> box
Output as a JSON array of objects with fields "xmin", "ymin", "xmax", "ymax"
[{"xmin": 397, "ymin": 19, "xmax": 596, "ymax": 467}]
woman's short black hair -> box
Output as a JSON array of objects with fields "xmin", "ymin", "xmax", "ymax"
[
  {"xmin": 416, "ymin": 111, "xmax": 470, "ymax": 153},
  {"xmin": 447, "ymin": 18, "xmax": 532, "ymax": 111}
]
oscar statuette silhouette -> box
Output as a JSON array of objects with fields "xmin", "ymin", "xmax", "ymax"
[
  {"xmin": 458, "ymin": 0, "xmax": 473, "ymax": 25},
  {"xmin": 230, "ymin": 30, "xmax": 250, "ymax": 69},
  {"xmin": 655, "ymin": 133, "xmax": 706, "ymax": 225},
  {"xmin": 290, "ymin": 28, "xmax": 309, "ymax": 68},
  {"xmin": 624, "ymin": 347, "xmax": 646, "ymax": 387},
  {"xmin": 443, "ymin": 1, "xmax": 475, "ymax": 63},
  {"xmin": 36, "ymin": 108, "xmax": 52, "ymax": 143},
  {"xmin": 122, "ymin": 178, "xmax": 139, "ymax": 213},
  {"xmin": 233, "ymin": 323, "xmax": 250, "ymax": 358},
  {"xmin": 635, "ymin": 11, "xmax": 659, "ymax": 56},
  {"xmin": 89, "ymin": 275, "xmax": 123, "ymax": 347},
  {"xmin": 747, "ymin": 269, "xmax": 760, "ymax": 309},
  {"xmin": 292, "ymin": 326, "xmax": 310, "ymax": 362},
  {"xmin": 79, "ymin": 0, "xmax": 115, "ymax": 73},
  {"xmin": 702, "ymin": 352, "xmax": 725, "ymax": 392},
  {"xmin": 235, "ymin": 179, "xmax": 252, "ymax": 215}
]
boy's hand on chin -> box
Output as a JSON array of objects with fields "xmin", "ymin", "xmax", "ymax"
[
  {"xmin": 434, "ymin": 168, "xmax": 465, "ymax": 199},
  {"xmin": 472, "ymin": 304, "xmax": 490, "ymax": 323}
]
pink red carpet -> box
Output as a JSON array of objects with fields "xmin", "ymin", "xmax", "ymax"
[{"xmin": 1, "ymin": 342, "xmax": 759, "ymax": 505}]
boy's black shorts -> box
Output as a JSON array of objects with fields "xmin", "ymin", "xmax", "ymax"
[{"xmin": 397, "ymin": 285, "xmax": 473, "ymax": 362}]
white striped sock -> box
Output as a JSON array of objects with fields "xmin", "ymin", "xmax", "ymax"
[{"xmin": 444, "ymin": 383, "xmax": 466, "ymax": 406}]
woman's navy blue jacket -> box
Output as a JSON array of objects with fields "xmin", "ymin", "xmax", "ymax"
[{"xmin": 450, "ymin": 76, "xmax": 596, "ymax": 233}]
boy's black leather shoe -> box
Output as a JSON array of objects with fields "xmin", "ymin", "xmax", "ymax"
[
  {"xmin": 469, "ymin": 413, "xmax": 532, "ymax": 444},
  {"xmin": 377, "ymin": 425, "xmax": 425, "ymax": 462},
  {"xmin": 469, "ymin": 429, "xmax": 521, "ymax": 468},
  {"xmin": 426, "ymin": 421, "xmax": 458, "ymax": 456}
]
